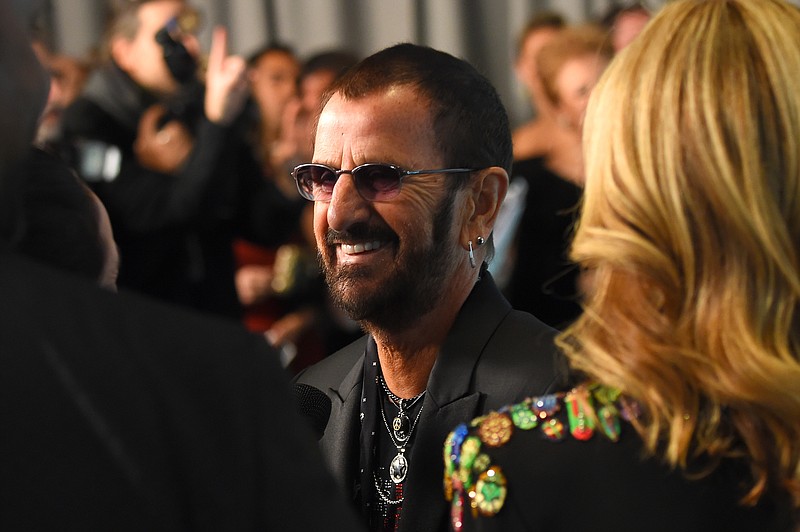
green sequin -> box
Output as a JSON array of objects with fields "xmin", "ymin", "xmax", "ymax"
[
  {"xmin": 470, "ymin": 415, "xmax": 487, "ymax": 427},
  {"xmin": 593, "ymin": 385, "xmax": 621, "ymax": 405},
  {"xmin": 598, "ymin": 404, "xmax": 621, "ymax": 441},
  {"xmin": 458, "ymin": 436, "xmax": 482, "ymax": 488},
  {"xmin": 472, "ymin": 453, "xmax": 491, "ymax": 475},
  {"xmin": 510, "ymin": 402, "xmax": 538, "ymax": 430},
  {"xmin": 444, "ymin": 432, "xmax": 456, "ymax": 475},
  {"xmin": 474, "ymin": 467, "xmax": 507, "ymax": 516}
]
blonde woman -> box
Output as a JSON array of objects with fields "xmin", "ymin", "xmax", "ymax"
[{"xmin": 445, "ymin": 0, "xmax": 800, "ymax": 529}]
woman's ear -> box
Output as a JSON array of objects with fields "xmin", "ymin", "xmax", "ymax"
[{"xmin": 460, "ymin": 166, "xmax": 509, "ymax": 246}]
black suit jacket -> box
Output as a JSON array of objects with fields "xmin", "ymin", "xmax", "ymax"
[
  {"xmin": 0, "ymin": 251, "xmax": 362, "ymax": 531},
  {"xmin": 294, "ymin": 272, "xmax": 561, "ymax": 531}
]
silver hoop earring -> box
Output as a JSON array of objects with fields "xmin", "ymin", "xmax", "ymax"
[
  {"xmin": 468, "ymin": 240, "xmax": 476, "ymax": 268},
  {"xmin": 476, "ymin": 236, "xmax": 485, "ymax": 246}
]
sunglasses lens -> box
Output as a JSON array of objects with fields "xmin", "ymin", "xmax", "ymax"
[
  {"xmin": 294, "ymin": 164, "xmax": 337, "ymax": 200},
  {"xmin": 354, "ymin": 164, "xmax": 402, "ymax": 201},
  {"xmin": 293, "ymin": 163, "xmax": 404, "ymax": 201}
]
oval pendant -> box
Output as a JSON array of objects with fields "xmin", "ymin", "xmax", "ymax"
[
  {"xmin": 389, "ymin": 452, "xmax": 408, "ymax": 484},
  {"xmin": 393, "ymin": 413, "xmax": 410, "ymax": 441}
]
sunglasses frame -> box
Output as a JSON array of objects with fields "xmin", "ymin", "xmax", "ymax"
[{"xmin": 292, "ymin": 163, "xmax": 477, "ymax": 202}]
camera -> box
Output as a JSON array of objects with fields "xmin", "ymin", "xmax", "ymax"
[{"xmin": 155, "ymin": 18, "xmax": 204, "ymax": 128}]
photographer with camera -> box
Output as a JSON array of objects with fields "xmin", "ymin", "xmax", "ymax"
[{"xmin": 61, "ymin": 0, "xmax": 303, "ymax": 318}]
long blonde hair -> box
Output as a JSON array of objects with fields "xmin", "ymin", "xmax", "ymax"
[{"xmin": 559, "ymin": 0, "xmax": 800, "ymax": 505}]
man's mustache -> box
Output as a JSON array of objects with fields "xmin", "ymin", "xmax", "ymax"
[{"xmin": 325, "ymin": 224, "xmax": 395, "ymax": 246}]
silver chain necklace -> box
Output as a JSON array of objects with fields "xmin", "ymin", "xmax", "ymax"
[
  {"xmin": 377, "ymin": 374, "xmax": 425, "ymax": 443},
  {"xmin": 374, "ymin": 399, "xmax": 425, "ymax": 505},
  {"xmin": 373, "ymin": 374, "xmax": 426, "ymax": 506}
]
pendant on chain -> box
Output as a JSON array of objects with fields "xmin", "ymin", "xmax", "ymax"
[
  {"xmin": 392, "ymin": 413, "xmax": 410, "ymax": 441},
  {"xmin": 390, "ymin": 450, "xmax": 408, "ymax": 484}
]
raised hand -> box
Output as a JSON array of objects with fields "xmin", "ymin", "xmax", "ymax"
[{"xmin": 204, "ymin": 26, "xmax": 248, "ymax": 126}]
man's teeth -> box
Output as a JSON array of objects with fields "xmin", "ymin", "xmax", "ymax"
[{"xmin": 341, "ymin": 241, "xmax": 384, "ymax": 254}]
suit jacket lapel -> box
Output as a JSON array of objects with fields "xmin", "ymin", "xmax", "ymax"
[
  {"xmin": 428, "ymin": 271, "xmax": 511, "ymax": 404},
  {"xmin": 319, "ymin": 353, "xmax": 364, "ymax": 494}
]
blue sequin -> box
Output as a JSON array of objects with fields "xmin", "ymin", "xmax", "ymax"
[
  {"xmin": 450, "ymin": 423, "xmax": 469, "ymax": 466},
  {"xmin": 533, "ymin": 394, "xmax": 559, "ymax": 416}
]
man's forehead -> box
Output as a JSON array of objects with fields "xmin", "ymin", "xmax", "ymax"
[
  {"xmin": 315, "ymin": 90, "xmax": 441, "ymax": 167},
  {"xmin": 324, "ymin": 87, "xmax": 432, "ymax": 119},
  {"xmin": 319, "ymin": 90, "xmax": 430, "ymax": 136},
  {"xmin": 137, "ymin": 1, "xmax": 194, "ymax": 28}
]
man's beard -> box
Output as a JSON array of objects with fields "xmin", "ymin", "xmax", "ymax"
[{"xmin": 320, "ymin": 193, "xmax": 459, "ymax": 334}]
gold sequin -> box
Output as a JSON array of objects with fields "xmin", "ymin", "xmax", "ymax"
[{"xmin": 477, "ymin": 412, "xmax": 513, "ymax": 447}]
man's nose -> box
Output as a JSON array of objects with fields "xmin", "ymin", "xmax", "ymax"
[{"xmin": 326, "ymin": 172, "xmax": 370, "ymax": 232}]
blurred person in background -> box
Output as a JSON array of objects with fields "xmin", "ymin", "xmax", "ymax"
[
  {"xmin": 19, "ymin": 29, "xmax": 117, "ymax": 290},
  {"xmin": 30, "ymin": 38, "xmax": 91, "ymax": 151},
  {"xmin": 234, "ymin": 46, "xmax": 361, "ymax": 372},
  {"xmin": 503, "ymin": 25, "xmax": 612, "ymax": 330},
  {"xmin": 599, "ymin": 1, "xmax": 652, "ymax": 53},
  {"xmin": 511, "ymin": 11, "xmax": 565, "ymax": 161},
  {"xmin": 60, "ymin": 0, "xmax": 302, "ymax": 318},
  {"xmin": 246, "ymin": 42, "xmax": 300, "ymax": 191},
  {"xmin": 489, "ymin": 11, "xmax": 565, "ymax": 291}
]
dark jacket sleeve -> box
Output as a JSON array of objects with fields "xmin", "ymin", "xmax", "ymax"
[
  {"xmin": 62, "ymin": 98, "xmax": 239, "ymax": 233},
  {"xmin": 62, "ymin": 97, "xmax": 304, "ymax": 245}
]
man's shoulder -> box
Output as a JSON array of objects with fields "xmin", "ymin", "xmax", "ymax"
[
  {"xmin": 0, "ymin": 253, "xmax": 369, "ymax": 530},
  {"xmin": 492, "ymin": 308, "xmax": 560, "ymax": 364},
  {"xmin": 0, "ymin": 252, "xmax": 270, "ymax": 371},
  {"xmin": 503, "ymin": 307, "xmax": 559, "ymax": 338},
  {"xmin": 293, "ymin": 335, "xmax": 367, "ymax": 389},
  {"xmin": 473, "ymin": 308, "xmax": 564, "ymax": 400},
  {"xmin": 465, "ymin": 271, "xmax": 559, "ymax": 352}
]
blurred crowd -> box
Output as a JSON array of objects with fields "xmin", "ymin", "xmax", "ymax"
[
  {"xmin": 494, "ymin": 2, "xmax": 651, "ymax": 329},
  {"xmin": 23, "ymin": 0, "xmax": 651, "ymax": 372}
]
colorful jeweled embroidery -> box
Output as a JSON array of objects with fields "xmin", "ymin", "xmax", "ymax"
[{"xmin": 443, "ymin": 383, "xmax": 629, "ymax": 528}]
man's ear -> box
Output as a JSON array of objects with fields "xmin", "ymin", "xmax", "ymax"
[{"xmin": 460, "ymin": 166, "xmax": 509, "ymax": 246}]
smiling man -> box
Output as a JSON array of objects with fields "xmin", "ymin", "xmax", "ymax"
[{"xmin": 293, "ymin": 43, "xmax": 561, "ymax": 532}]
